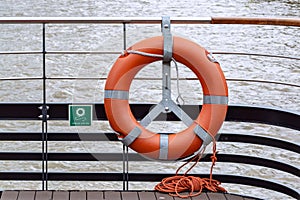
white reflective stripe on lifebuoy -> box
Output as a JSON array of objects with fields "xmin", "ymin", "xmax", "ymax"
[
  {"xmin": 203, "ymin": 95, "xmax": 228, "ymax": 105},
  {"xmin": 194, "ymin": 125, "xmax": 213, "ymax": 146},
  {"xmin": 159, "ymin": 134, "xmax": 169, "ymax": 160},
  {"xmin": 122, "ymin": 127, "xmax": 142, "ymax": 146},
  {"xmin": 104, "ymin": 90, "xmax": 129, "ymax": 100}
]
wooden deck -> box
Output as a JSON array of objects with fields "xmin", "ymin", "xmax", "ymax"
[{"xmin": 0, "ymin": 191, "xmax": 261, "ymax": 200}]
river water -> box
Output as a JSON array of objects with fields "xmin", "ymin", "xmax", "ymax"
[{"xmin": 0, "ymin": 0, "xmax": 299, "ymax": 199}]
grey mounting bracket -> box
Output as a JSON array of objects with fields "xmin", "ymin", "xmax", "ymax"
[
  {"xmin": 161, "ymin": 16, "xmax": 173, "ymax": 113},
  {"xmin": 138, "ymin": 16, "xmax": 194, "ymax": 129},
  {"xmin": 162, "ymin": 16, "xmax": 173, "ymax": 63}
]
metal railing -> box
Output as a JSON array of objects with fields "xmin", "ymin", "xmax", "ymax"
[
  {"xmin": 0, "ymin": 16, "xmax": 300, "ymax": 25},
  {"xmin": 0, "ymin": 103, "xmax": 299, "ymax": 199},
  {"xmin": 0, "ymin": 17, "xmax": 299, "ymax": 199}
]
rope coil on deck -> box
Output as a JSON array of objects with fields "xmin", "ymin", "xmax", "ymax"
[{"xmin": 155, "ymin": 135, "xmax": 227, "ymax": 198}]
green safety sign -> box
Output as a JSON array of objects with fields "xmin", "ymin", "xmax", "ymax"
[{"xmin": 69, "ymin": 105, "xmax": 92, "ymax": 126}]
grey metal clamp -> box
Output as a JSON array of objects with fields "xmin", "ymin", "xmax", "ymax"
[{"xmin": 139, "ymin": 16, "xmax": 194, "ymax": 128}]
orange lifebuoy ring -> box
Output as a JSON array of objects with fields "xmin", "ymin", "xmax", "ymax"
[{"xmin": 104, "ymin": 36, "xmax": 228, "ymax": 160}]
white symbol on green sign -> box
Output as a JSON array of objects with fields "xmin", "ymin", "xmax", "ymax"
[{"xmin": 69, "ymin": 105, "xmax": 92, "ymax": 126}]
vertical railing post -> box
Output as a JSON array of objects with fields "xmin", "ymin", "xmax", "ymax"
[
  {"xmin": 121, "ymin": 22, "xmax": 129, "ymax": 191},
  {"xmin": 40, "ymin": 23, "xmax": 49, "ymax": 190}
]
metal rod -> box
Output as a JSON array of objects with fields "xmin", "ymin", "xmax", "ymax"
[
  {"xmin": 0, "ymin": 51, "xmax": 120, "ymax": 55},
  {"xmin": 0, "ymin": 51, "xmax": 42, "ymax": 55},
  {"xmin": 212, "ymin": 51, "xmax": 300, "ymax": 61},
  {"xmin": 41, "ymin": 23, "xmax": 45, "ymax": 191},
  {"xmin": 0, "ymin": 76, "xmax": 299, "ymax": 88},
  {"xmin": 226, "ymin": 78, "xmax": 300, "ymax": 88},
  {"xmin": 162, "ymin": 16, "xmax": 173, "ymax": 114},
  {"xmin": 41, "ymin": 23, "xmax": 48, "ymax": 190},
  {"xmin": 122, "ymin": 144, "xmax": 126, "ymax": 191},
  {"xmin": 1, "ymin": 51, "xmax": 299, "ymax": 61},
  {"xmin": 126, "ymin": 146, "xmax": 129, "ymax": 191},
  {"xmin": 0, "ymin": 17, "xmax": 211, "ymax": 24},
  {"xmin": 122, "ymin": 22, "xmax": 129, "ymax": 191},
  {"xmin": 0, "ymin": 17, "xmax": 299, "ymax": 26},
  {"xmin": 211, "ymin": 17, "xmax": 300, "ymax": 27}
]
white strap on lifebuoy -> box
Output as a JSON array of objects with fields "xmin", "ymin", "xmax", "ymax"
[
  {"xmin": 204, "ymin": 95, "xmax": 228, "ymax": 105},
  {"xmin": 104, "ymin": 90, "xmax": 128, "ymax": 100}
]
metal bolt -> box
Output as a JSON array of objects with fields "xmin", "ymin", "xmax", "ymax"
[
  {"xmin": 38, "ymin": 105, "xmax": 49, "ymax": 110},
  {"xmin": 38, "ymin": 115, "xmax": 49, "ymax": 119}
]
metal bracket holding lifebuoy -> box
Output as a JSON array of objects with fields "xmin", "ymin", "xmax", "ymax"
[
  {"xmin": 140, "ymin": 17, "xmax": 194, "ymax": 125},
  {"xmin": 132, "ymin": 17, "xmax": 198, "ymax": 159},
  {"xmin": 104, "ymin": 18, "xmax": 228, "ymax": 160},
  {"xmin": 162, "ymin": 16, "xmax": 173, "ymax": 113}
]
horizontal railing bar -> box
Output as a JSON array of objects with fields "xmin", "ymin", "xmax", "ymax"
[
  {"xmin": 0, "ymin": 173, "xmax": 297, "ymax": 198},
  {"xmin": 47, "ymin": 77, "xmax": 104, "ymax": 80},
  {"xmin": 211, "ymin": 17, "xmax": 300, "ymax": 27},
  {"xmin": 0, "ymin": 153, "xmax": 298, "ymax": 177},
  {"xmin": 0, "ymin": 17, "xmax": 211, "ymax": 24},
  {"xmin": 0, "ymin": 51, "xmax": 42, "ymax": 55},
  {"xmin": 0, "ymin": 17, "xmax": 299, "ymax": 27},
  {"xmin": 213, "ymin": 51, "xmax": 300, "ymax": 60},
  {"xmin": 226, "ymin": 78, "xmax": 300, "ymax": 88},
  {"xmin": 46, "ymin": 51, "xmax": 120, "ymax": 55},
  {"xmin": 0, "ymin": 77, "xmax": 106, "ymax": 81},
  {"xmin": 1, "ymin": 50, "xmax": 299, "ymax": 61},
  {"xmin": 227, "ymin": 105, "xmax": 300, "ymax": 130},
  {"xmin": 219, "ymin": 134, "xmax": 300, "ymax": 154},
  {"xmin": 0, "ymin": 51, "xmax": 120, "ymax": 55},
  {"xmin": 0, "ymin": 77, "xmax": 42, "ymax": 81},
  {"xmin": 0, "ymin": 77, "xmax": 299, "ymax": 88},
  {"xmin": 0, "ymin": 133, "xmax": 298, "ymax": 153},
  {"xmin": 0, "ymin": 104, "xmax": 299, "ymax": 130},
  {"xmin": 45, "ymin": 78, "xmax": 300, "ymax": 88},
  {"xmin": 0, "ymin": 132, "xmax": 117, "ymax": 141}
]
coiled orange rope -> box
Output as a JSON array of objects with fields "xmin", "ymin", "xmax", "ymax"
[{"xmin": 155, "ymin": 135, "xmax": 226, "ymax": 198}]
